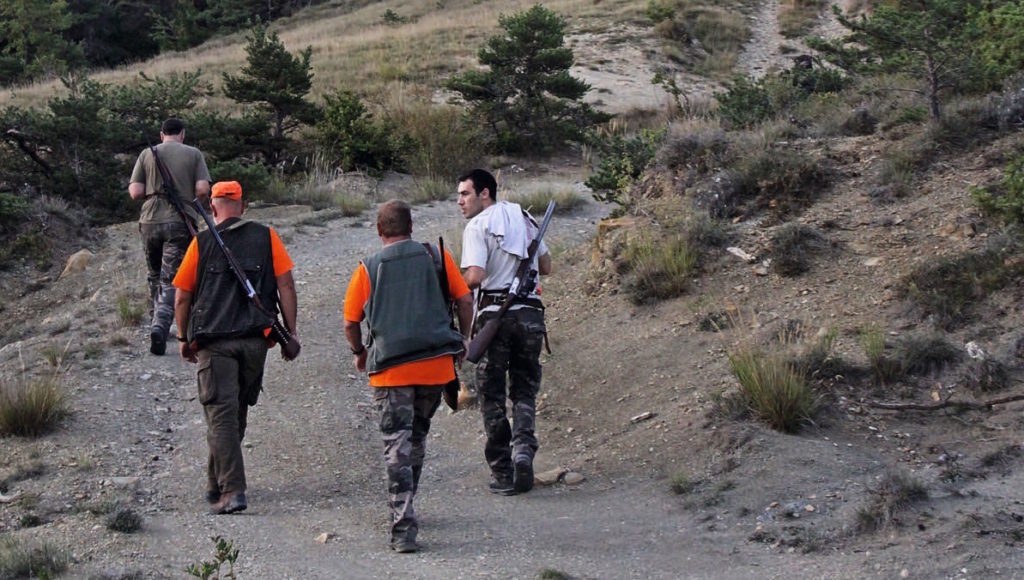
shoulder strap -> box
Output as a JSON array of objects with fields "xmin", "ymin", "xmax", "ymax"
[{"xmin": 422, "ymin": 242, "xmax": 452, "ymax": 307}]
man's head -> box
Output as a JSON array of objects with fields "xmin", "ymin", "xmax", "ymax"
[
  {"xmin": 160, "ymin": 118, "xmax": 185, "ymax": 143},
  {"xmin": 210, "ymin": 181, "xmax": 244, "ymax": 223},
  {"xmin": 377, "ymin": 199, "xmax": 412, "ymax": 239},
  {"xmin": 457, "ymin": 169, "xmax": 497, "ymax": 220}
]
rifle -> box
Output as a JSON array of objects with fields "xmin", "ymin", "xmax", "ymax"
[
  {"xmin": 149, "ymin": 144, "xmax": 300, "ymax": 361},
  {"xmin": 465, "ymin": 200, "xmax": 555, "ymax": 364},
  {"xmin": 148, "ymin": 143, "xmax": 198, "ymax": 238},
  {"xmin": 190, "ymin": 197, "xmax": 301, "ymax": 361}
]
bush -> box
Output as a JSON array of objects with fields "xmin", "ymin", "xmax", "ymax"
[
  {"xmin": 506, "ymin": 189, "xmax": 588, "ymax": 214},
  {"xmin": 711, "ymin": 147, "xmax": 832, "ymax": 218},
  {"xmin": 859, "ymin": 324, "xmax": 902, "ymax": 384},
  {"xmin": 716, "ymin": 76, "xmax": 775, "ymax": 129},
  {"xmin": 117, "ymin": 293, "xmax": 145, "ymax": 328},
  {"xmin": 586, "ymin": 128, "xmax": 665, "ymax": 207},
  {"xmin": 209, "ymin": 160, "xmax": 272, "ymax": 203},
  {"xmin": 187, "ymin": 536, "xmax": 240, "ymax": 579},
  {"xmin": 856, "ymin": 470, "xmax": 927, "ymax": 533},
  {"xmin": 622, "ymin": 234, "xmax": 697, "ymax": 304},
  {"xmin": 317, "ymin": 90, "xmax": 407, "ymax": 172},
  {"xmin": 106, "ymin": 505, "xmax": 143, "ymax": 533},
  {"xmin": 972, "ymin": 154, "xmax": 1024, "ymax": 225},
  {"xmin": 770, "ymin": 224, "xmax": 829, "ymax": 277},
  {"xmin": 659, "ymin": 126, "xmax": 731, "ymax": 174},
  {"xmin": 891, "ymin": 333, "xmax": 962, "ymax": 376},
  {"xmin": 726, "ymin": 346, "xmax": 818, "ymax": 433},
  {"xmin": 0, "ymin": 537, "xmax": 68, "ymax": 579},
  {"xmin": 387, "ymin": 103, "xmax": 485, "ymax": 182},
  {"xmin": 0, "ymin": 377, "xmax": 69, "ymax": 437}
]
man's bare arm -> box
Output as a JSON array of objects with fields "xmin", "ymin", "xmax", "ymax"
[
  {"xmin": 129, "ymin": 182, "xmax": 146, "ymax": 201},
  {"xmin": 538, "ymin": 253, "xmax": 552, "ymax": 276},
  {"xmin": 463, "ymin": 266, "xmax": 486, "ymax": 290},
  {"xmin": 455, "ymin": 293, "xmax": 473, "ymax": 337},
  {"xmin": 275, "ymin": 270, "xmax": 298, "ymax": 336}
]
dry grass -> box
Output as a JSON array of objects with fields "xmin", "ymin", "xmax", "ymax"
[
  {"xmin": 778, "ymin": 0, "xmax": 826, "ymax": 38},
  {"xmin": 0, "ymin": 376, "xmax": 69, "ymax": 437},
  {"xmin": 0, "ymin": 0, "xmax": 647, "ymax": 109}
]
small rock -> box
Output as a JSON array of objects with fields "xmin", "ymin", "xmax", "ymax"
[
  {"xmin": 630, "ymin": 412, "xmax": 656, "ymax": 424},
  {"xmin": 563, "ymin": 472, "xmax": 585, "ymax": 486},
  {"xmin": 315, "ymin": 533, "xmax": 334, "ymax": 544},
  {"xmin": 862, "ymin": 257, "xmax": 882, "ymax": 267},
  {"xmin": 752, "ymin": 264, "xmax": 769, "ymax": 276},
  {"xmin": 60, "ymin": 249, "xmax": 94, "ymax": 278},
  {"xmin": 535, "ymin": 467, "xmax": 568, "ymax": 486},
  {"xmin": 805, "ymin": 504, "xmax": 815, "ymax": 512},
  {"xmin": 109, "ymin": 476, "xmax": 140, "ymax": 489}
]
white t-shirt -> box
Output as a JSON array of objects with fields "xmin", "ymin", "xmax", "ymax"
[{"xmin": 461, "ymin": 204, "xmax": 548, "ymax": 311}]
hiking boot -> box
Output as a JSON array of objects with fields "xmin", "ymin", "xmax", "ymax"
[
  {"xmin": 513, "ymin": 455, "xmax": 534, "ymax": 494},
  {"xmin": 149, "ymin": 330, "xmax": 166, "ymax": 356},
  {"xmin": 488, "ymin": 474, "xmax": 516, "ymax": 496},
  {"xmin": 390, "ymin": 538, "xmax": 420, "ymax": 553},
  {"xmin": 209, "ymin": 491, "xmax": 247, "ymax": 515}
]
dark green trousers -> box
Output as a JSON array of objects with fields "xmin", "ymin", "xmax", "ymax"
[{"xmin": 196, "ymin": 336, "xmax": 268, "ymax": 497}]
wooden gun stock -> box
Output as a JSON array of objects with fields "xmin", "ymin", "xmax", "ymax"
[{"xmin": 465, "ymin": 300, "xmax": 513, "ymax": 364}]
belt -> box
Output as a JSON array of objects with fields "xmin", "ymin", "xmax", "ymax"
[{"xmin": 478, "ymin": 292, "xmax": 543, "ymax": 310}]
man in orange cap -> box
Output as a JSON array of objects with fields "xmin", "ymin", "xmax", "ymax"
[{"xmin": 172, "ymin": 180, "xmax": 299, "ymax": 515}]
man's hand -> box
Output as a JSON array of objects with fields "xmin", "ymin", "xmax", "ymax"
[
  {"xmin": 353, "ymin": 349, "xmax": 368, "ymax": 373},
  {"xmin": 180, "ymin": 341, "xmax": 198, "ymax": 363},
  {"xmin": 457, "ymin": 338, "xmax": 470, "ymax": 368}
]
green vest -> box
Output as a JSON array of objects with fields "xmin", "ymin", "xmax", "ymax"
[
  {"xmin": 362, "ymin": 239, "xmax": 463, "ymax": 374},
  {"xmin": 188, "ymin": 218, "xmax": 278, "ymax": 344}
]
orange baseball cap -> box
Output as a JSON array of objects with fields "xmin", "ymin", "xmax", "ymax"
[{"xmin": 211, "ymin": 181, "xmax": 243, "ymax": 201}]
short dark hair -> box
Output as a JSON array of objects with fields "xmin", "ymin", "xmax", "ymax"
[
  {"xmin": 458, "ymin": 169, "xmax": 497, "ymax": 201},
  {"xmin": 377, "ymin": 199, "xmax": 412, "ymax": 237},
  {"xmin": 161, "ymin": 118, "xmax": 185, "ymax": 136}
]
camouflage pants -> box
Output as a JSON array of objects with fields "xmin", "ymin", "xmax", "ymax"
[
  {"xmin": 139, "ymin": 221, "xmax": 191, "ymax": 337},
  {"xmin": 474, "ymin": 306, "xmax": 545, "ymax": 478},
  {"xmin": 196, "ymin": 336, "xmax": 268, "ymax": 497},
  {"xmin": 373, "ymin": 386, "xmax": 442, "ymax": 543}
]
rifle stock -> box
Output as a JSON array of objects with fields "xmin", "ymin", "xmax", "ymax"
[{"xmin": 466, "ymin": 300, "xmax": 513, "ymax": 364}]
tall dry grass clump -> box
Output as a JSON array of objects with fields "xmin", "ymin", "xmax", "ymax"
[
  {"xmin": 0, "ymin": 376, "xmax": 70, "ymax": 437},
  {"xmin": 725, "ymin": 329, "xmax": 819, "ymax": 433}
]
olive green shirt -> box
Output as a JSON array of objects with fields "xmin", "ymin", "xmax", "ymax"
[{"xmin": 129, "ymin": 141, "xmax": 211, "ymax": 225}]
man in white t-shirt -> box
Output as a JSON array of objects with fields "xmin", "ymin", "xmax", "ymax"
[{"xmin": 457, "ymin": 168, "xmax": 552, "ymax": 495}]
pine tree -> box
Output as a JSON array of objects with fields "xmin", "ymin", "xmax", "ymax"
[
  {"xmin": 222, "ymin": 22, "xmax": 319, "ymax": 165},
  {"xmin": 445, "ymin": 4, "xmax": 608, "ymax": 153},
  {"xmin": 0, "ymin": 0, "xmax": 82, "ymax": 84}
]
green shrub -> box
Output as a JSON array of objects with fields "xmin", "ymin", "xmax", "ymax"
[
  {"xmin": 381, "ymin": 9, "xmax": 409, "ymax": 25},
  {"xmin": 859, "ymin": 324, "xmax": 902, "ymax": 384},
  {"xmin": 727, "ymin": 346, "xmax": 818, "ymax": 433},
  {"xmin": 646, "ymin": 0, "xmax": 676, "ymax": 23},
  {"xmin": 389, "ymin": 103, "xmax": 484, "ymax": 182},
  {"xmin": 669, "ymin": 472, "xmax": 697, "ymax": 495},
  {"xmin": 317, "ymin": 90, "xmax": 407, "ymax": 172},
  {"xmin": 586, "ymin": 128, "xmax": 665, "ymax": 208},
  {"xmin": 716, "ymin": 76, "xmax": 775, "ymax": 129},
  {"xmin": 187, "ymin": 536, "xmax": 240, "ymax": 579},
  {"xmin": 0, "ymin": 537, "xmax": 68, "ymax": 579},
  {"xmin": 972, "ymin": 154, "xmax": 1024, "ymax": 225},
  {"xmin": 0, "ymin": 192, "xmax": 29, "ymax": 229},
  {"xmin": 659, "ymin": 126, "xmax": 731, "ymax": 174},
  {"xmin": 622, "ymin": 234, "xmax": 698, "ymax": 304},
  {"xmin": 0, "ymin": 377, "xmax": 69, "ymax": 437},
  {"xmin": 209, "ymin": 159, "xmax": 272, "ymax": 202},
  {"xmin": 714, "ymin": 148, "xmax": 832, "ymax": 218}
]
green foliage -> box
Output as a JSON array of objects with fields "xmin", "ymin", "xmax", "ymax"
[
  {"xmin": 898, "ymin": 240, "xmax": 1024, "ymax": 328},
  {"xmin": 0, "ymin": 232, "xmax": 50, "ymax": 270},
  {"xmin": 856, "ymin": 470, "xmax": 928, "ymax": 533},
  {"xmin": 445, "ymin": 5, "xmax": 609, "ymax": 153},
  {"xmin": 116, "ymin": 293, "xmax": 145, "ymax": 328},
  {"xmin": 187, "ymin": 536, "xmax": 240, "ymax": 579},
  {"xmin": 316, "ymin": 90, "xmax": 406, "ymax": 172},
  {"xmin": 669, "ymin": 472, "xmax": 696, "ymax": 495},
  {"xmin": 646, "ymin": 0, "xmax": 676, "ymax": 23},
  {"xmin": 971, "ymin": 1, "xmax": 1024, "ymax": 90},
  {"xmin": 0, "ymin": 192, "xmax": 29, "ymax": 230},
  {"xmin": 713, "ymin": 147, "xmax": 832, "ymax": 218},
  {"xmin": 716, "ymin": 76, "xmax": 775, "ymax": 129},
  {"xmin": 622, "ymin": 234, "xmax": 697, "ymax": 304},
  {"xmin": 972, "ymin": 154, "xmax": 1024, "ymax": 225},
  {"xmin": 381, "ymin": 9, "xmax": 409, "ymax": 25},
  {"xmin": 388, "ymin": 103, "xmax": 485, "ymax": 182},
  {"xmin": 209, "ymin": 159, "xmax": 272, "ymax": 202},
  {"xmin": 0, "ymin": 536, "xmax": 68, "ymax": 580},
  {"xmin": 0, "ymin": 0, "xmax": 82, "ymax": 84},
  {"xmin": 807, "ymin": 0, "xmax": 991, "ymax": 119},
  {"xmin": 0, "ymin": 376, "xmax": 69, "ymax": 437},
  {"xmin": 726, "ymin": 346, "xmax": 818, "ymax": 433},
  {"xmin": 223, "ymin": 23, "xmax": 320, "ymax": 165},
  {"xmin": 859, "ymin": 324, "xmax": 901, "ymax": 384},
  {"xmin": 585, "ymin": 128, "xmax": 665, "ymax": 207}
]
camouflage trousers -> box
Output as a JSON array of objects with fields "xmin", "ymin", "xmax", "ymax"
[
  {"xmin": 373, "ymin": 386, "xmax": 442, "ymax": 543},
  {"xmin": 474, "ymin": 306, "xmax": 545, "ymax": 478},
  {"xmin": 139, "ymin": 221, "xmax": 191, "ymax": 337},
  {"xmin": 196, "ymin": 336, "xmax": 268, "ymax": 497}
]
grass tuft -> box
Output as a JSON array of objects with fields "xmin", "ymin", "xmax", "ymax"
[
  {"xmin": 0, "ymin": 377, "xmax": 69, "ymax": 437},
  {"xmin": 727, "ymin": 346, "xmax": 818, "ymax": 433},
  {"xmin": 891, "ymin": 333, "xmax": 962, "ymax": 376},
  {"xmin": 770, "ymin": 223, "xmax": 828, "ymax": 277},
  {"xmin": 856, "ymin": 470, "xmax": 928, "ymax": 533},
  {"xmin": 106, "ymin": 505, "xmax": 143, "ymax": 534},
  {"xmin": 506, "ymin": 189, "xmax": 588, "ymax": 214},
  {"xmin": 622, "ymin": 234, "xmax": 698, "ymax": 304},
  {"xmin": 0, "ymin": 536, "xmax": 68, "ymax": 579},
  {"xmin": 117, "ymin": 293, "xmax": 145, "ymax": 328}
]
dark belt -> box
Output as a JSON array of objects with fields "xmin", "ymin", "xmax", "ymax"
[{"xmin": 478, "ymin": 292, "xmax": 543, "ymax": 310}]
